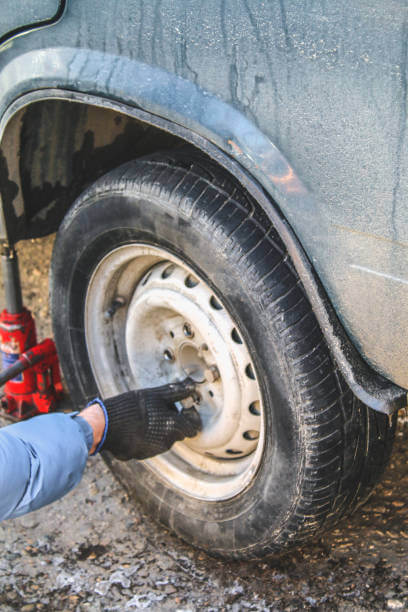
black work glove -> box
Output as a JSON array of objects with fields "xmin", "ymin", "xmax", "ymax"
[{"xmin": 101, "ymin": 380, "xmax": 201, "ymax": 461}]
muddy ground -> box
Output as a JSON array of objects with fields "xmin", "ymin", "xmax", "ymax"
[{"xmin": 0, "ymin": 235, "xmax": 407, "ymax": 611}]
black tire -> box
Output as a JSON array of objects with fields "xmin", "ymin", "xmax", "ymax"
[{"xmin": 51, "ymin": 148, "xmax": 396, "ymax": 559}]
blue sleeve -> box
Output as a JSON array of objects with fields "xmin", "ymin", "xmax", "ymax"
[{"xmin": 0, "ymin": 413, "xmax": 94, "ymax": 521}]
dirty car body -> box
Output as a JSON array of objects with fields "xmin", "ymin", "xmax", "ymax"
[{"xmin": 0, "ymin": 0, "xmax": 407, "ymax": 557}]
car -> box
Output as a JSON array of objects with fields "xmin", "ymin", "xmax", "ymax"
[{"xmin": 0, "ymin": 0, "xmax": 406, "ymax": 559}]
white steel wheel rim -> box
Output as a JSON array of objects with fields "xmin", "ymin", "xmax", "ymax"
[{"xmin": 85, "ymin": 244, "xmax": 264, "ymax": 501}]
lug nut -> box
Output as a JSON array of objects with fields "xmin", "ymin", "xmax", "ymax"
[
  {"xmin": 183, "ymin": 323, "xmax": 194, "ymax": 338},
  {"xmin": 182, "ymin": 396, "xmax": 195, "ymax": 409},
  {"xmin": 204, "ymin": 365, "xmax": 220, "ymax": 383}
]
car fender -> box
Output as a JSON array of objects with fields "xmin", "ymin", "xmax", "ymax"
[{"xmin": 0, "ymin": 43, "xmax": 406, "ymax": 415}]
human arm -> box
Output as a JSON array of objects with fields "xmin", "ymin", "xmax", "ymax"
[
  {"xmin": 0, "ymin": 412, "xmax": 93, "ymax": 521},
  {"xmin": 0, "ymin": 380, "xmax": 200, "ymax": 521}
]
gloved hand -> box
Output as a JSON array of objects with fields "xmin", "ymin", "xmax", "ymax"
[{"xmin": 98, "ymin": 379, "xmax": 201, "ymax": 461}]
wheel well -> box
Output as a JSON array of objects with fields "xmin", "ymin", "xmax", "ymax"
[
  {"xmin": 0, "ymin": 99, "xmax": 184, "ymax": 241},
  {"xmin": 0, "ymin": 93, "xmax": 405, "ymax": 414}
]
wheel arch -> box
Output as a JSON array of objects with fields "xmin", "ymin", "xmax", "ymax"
[{"xmin": 0, "ymin": 86, "xmax": 406, "ymax": 415}]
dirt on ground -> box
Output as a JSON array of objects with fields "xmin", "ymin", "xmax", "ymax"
[{"xmin": 0, "ymin": 235, "xmax": 407, "ymax": 611}]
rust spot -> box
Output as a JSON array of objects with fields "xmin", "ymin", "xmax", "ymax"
[
  {"xmin": 228, "ymin": 139, "xmax": 243, "ymax": 156},
  {"xmin": 269, "ymin": 166, "xmax": 305, "ymax": 194}
]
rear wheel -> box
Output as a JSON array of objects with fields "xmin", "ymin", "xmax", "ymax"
[{"xmin": 51, "ymin": 148, "xmax": 396, "ymax": 558}]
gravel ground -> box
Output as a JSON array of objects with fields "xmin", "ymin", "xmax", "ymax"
[{"xmin": 0, "ymin": 235, "xmax": 407, "ymax": 611}]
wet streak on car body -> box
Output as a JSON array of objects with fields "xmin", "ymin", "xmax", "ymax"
[{"xmin": 0, "ymin": 1, "xmax": 407, "ymax": 407}]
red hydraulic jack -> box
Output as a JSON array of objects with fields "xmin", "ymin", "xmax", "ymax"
[{"xmin": 0, "ymin": 245, "xmax": 63, "ymax": 420}]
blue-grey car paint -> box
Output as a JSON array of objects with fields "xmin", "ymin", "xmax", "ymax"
[
  {"xmin": 0, "ymin": 1, "xmax": 61, "ymax": 42},
  {"xmin": 0, "ymin": 1, "xmax": 407, "ymax": 403}
]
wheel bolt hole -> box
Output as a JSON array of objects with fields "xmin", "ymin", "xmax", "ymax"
[
  {"xmin": 249, "ymin": 401, "xmax": 261, "ymax": 416},
  {"xmin": 226, "ymin": 449, "xmax": 243, "ymax": 455},
  {"xmin": 245, "ymin": 363, "xmax": 256, "ymax": 380},
  {"xmin": 185, "ymin": 274, "xmax": 199, "ymax": 288},
  {"xmin": 169, "ymin": 331, "xmax": 175, "ymax": 338},
  {"xmin": 208, "ymin": 390, "xmax": 214, "ymax": 398},
  {"xmin": 231, "ymin": 328, "xmax": 243, "ymax": 344},
  {"xmin": 161, "ymin": 264, "xmax": 175, "ymax": 279},
  {"xmin": 104, "ymin": 296, "xmax": 125, "ymax": 320},
  {"xmin": 210, "ymin": 295, "xmax": 223, "ymax": 310},
  {"xmin": 163, "ymin": 349, "xmax": 175, "ymax": 362},
  {"xmin": 183, "ymin": 323, "xmax": 194, "ymax": 338},
  {"xmin": 141, "ymin": 271, "xmax": 152, "ymax": 286},
  {"xmin": 243, "ymin": 430, "xmax": 259, "ymax": 441}
]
